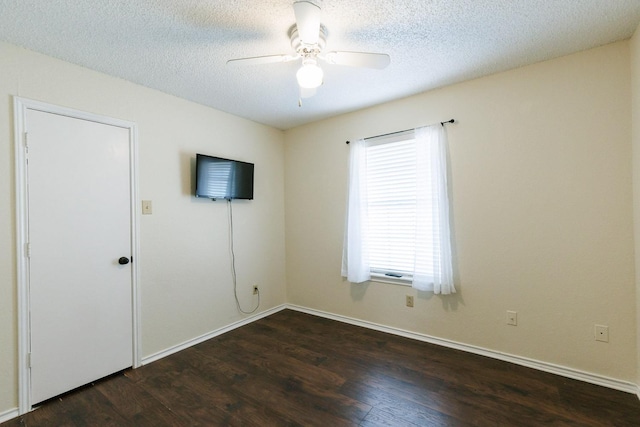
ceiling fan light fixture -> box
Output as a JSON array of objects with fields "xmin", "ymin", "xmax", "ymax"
[
  {"xmin": 227, "ymin": 1, "xmax": 390, "ymax": 101},
  {"xmin": 296, "ymin": 61, "xmax": 323, "ymax": 89}
]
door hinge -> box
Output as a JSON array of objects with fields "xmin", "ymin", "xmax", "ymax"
[
  {"xmin": 24, "ymin": 132, "xmax": 28, "ymax": 154},
  {"xmin": 27, "ymin": 352, "xmax": 32, "ymax": 368},
  {"xmin": 25, "ymin": 242, "xmax": 31, "ymax": 258}
]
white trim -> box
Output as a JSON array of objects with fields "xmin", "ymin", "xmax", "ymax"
[
  {"xmin": 129, "ymin": 123, "xmax": 142, "ymax": 369},
  {"xmin": 141, "ymin": 305, "xmax": 287, "ymax": 365},
  {"xmin": 0, "ymin": 408, "xmax": 20, "ymax": 424},
  {"xmin": 285, "ymin": 304, "xmax": 638, "ymax": 395},
  {"xmin": 13, "ymin": 97, "xmax": 30, "ymax": 415},
  {"xmin": 13, "ymin": 96, "xmax": 141, "ymax": 413},
  {"xmin": 6, "ymin": 296, "xmax": 638, "ymax": 422},
  {"xmin": 369, "ymin": 273, "xmax": 411, "ymax": 287}
]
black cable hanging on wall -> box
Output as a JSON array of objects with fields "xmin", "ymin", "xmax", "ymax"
[
  {"xmin": 345, "ymin": 119, "xmax": 455, "ymax": 144},
  {"xmin": 227, "ymin": 199, "xmax": 260, "ymax": 314}
]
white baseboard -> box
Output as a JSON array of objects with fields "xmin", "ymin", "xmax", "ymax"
[
  {"xmin": 285, "ymin": 304, "xmax": 638, "ymax": 395},
  {"xmin": 3, "ymin": 301, "xmax": 637, "ymax": 424},
  {"xmin": 141, "ymin": 304, "xmax": 287, "ymax": 365},
  {"xmin": 138, "ymin": 301, "xmax": 636, "ymax": 397},
  {"xmin": 0, "ymin": 407, "xmax": 19, "ymax": 424}
]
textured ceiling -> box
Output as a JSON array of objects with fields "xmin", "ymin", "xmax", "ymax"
[{"xmin": 0, "ymin": 0, "xmax": 639, "ymax": 130}]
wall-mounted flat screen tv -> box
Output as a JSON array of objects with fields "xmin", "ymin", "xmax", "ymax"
[{"xmin": 195, "ymin": 154, "xmax": 254, "ymax": 200}]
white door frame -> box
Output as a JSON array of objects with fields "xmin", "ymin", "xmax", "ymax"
[{"xmin": 13, "ymin": 97, "xmax": 142, "ymax": 414}]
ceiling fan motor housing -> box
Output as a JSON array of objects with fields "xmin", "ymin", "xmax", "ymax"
[{"xmin": 290, "ymin": 25, "xmax": 327, "ymax": 58}]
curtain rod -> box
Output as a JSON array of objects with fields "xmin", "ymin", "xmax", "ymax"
[{"xmin": 345, "ymin": 119, "xmax": 455, "ymax": 144}]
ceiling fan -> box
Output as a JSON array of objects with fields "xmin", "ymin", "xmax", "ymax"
[{"xmin": 226, "ymin": 0, "xmax": 390, "ymax": 103}]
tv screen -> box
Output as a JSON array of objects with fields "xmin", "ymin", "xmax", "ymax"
[{"xmin": 195, "ymin": 154, "xmax": 254, "ymax": 200}]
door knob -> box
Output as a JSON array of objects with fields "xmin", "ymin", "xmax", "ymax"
[{"xmin": 118, "ymin": 257, "xmax": 130, "ymax": 265}]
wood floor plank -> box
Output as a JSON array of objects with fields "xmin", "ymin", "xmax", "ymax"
[
  {"xmin": 191, "ymin": 344, "xmax": 370, "ymax": 425},
  {"xmin": 209, "ymin": 333, "xmax": 347, "ymax": 390},
  {"xmin": 3, "ymin": 309, "xmax": 640, "ymax": 426},
  {"xmin": 340, "ymin": 379, "xmax": 467, "ymax": 427},
  {"xmin": 93, "ymin": 373, "xmax": 186, "ymax": 426},
  {"xmin": 261, "ymin": 311, "xmax": 613, "ymax": 425},
  {"xmin": 35, "ymin": 380, "xmax": 131, "ymax": 427},
  {"xmin": 150, "ymin": 347, "xmax": 305, "ymax": 426}
]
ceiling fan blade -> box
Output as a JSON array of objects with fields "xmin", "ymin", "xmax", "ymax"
[
  {"xmin": 293, "ymin": 1, "xmax": 321, "ymax": 45},
  {"xmin": 227, "ymin": 54, "xmax": 298, "ymax": 66},
  {"xmin": 300, "ymin": 86, "xmax": 317, "ymax": 99},
  {"xmin": 322, "ymin": 51, "xmax": 391, "ymax": 69}
]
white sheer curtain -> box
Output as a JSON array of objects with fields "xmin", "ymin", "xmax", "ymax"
[
  {"xmin": 342, "ymin": 125, "xmax": 455, "ymax": 294},
  {"xmin": 341, "ymin": 138, "xmax": 371, "ymax": 283},
  {"xmin": 412, "ymin": 125, "xmax": 455, "ymax": 294}
]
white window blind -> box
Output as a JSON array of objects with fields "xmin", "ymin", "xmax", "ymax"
[
  {"xmin": 366, "ymin": 132, "xmax": 420, "ymax": 277},
  {"xmin": 342, "ymin": 124, "xmax": 455, "ymax": 294}
]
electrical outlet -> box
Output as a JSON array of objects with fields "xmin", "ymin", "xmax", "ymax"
[
  {"xmin": 506, "ymin": 310, "xmax": 517, "ymax": 326},
  {"xmin": 142, "ymin": 200, "xmax": 152, "ymax": 215},
  {"xmin": 253, "ymin": 285, "xmax": 259, "ymax": 295},
  {"xmin": 406, "ymin": 295, "xmax": 414, "ymax": 307},
  {"xmin": 595, "ymin": 325, "xmax": 609, "ymax": 342}
]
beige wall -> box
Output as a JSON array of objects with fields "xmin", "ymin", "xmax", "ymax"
[
  {"xmin": 632, "ymin": 24, "xmax": 640, "ymax": 391},
  {"xmin": 285, "ymin": 41, "xmax": 636, "ymax": 382},
  {"xmin": 1, "ymin": 33, "xmax": 638, "ymax": 418},
  {"xmin": 0, "ymin": 41, "xmax": 287, "ymax": 414}
]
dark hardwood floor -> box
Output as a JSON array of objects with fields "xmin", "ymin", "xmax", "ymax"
[{"xmin": 4, "ymin": 309, "xmax": 640, "ymax": 426}]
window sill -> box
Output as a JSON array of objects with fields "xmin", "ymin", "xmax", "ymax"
[{"xmin": 370, "ymin": 273, "xmax": 412, "ymax": 287}]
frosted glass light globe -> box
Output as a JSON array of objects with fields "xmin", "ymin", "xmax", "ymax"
[{"xmin": 296, "ymin": 63, "xmax": 324, "ymax": 89}]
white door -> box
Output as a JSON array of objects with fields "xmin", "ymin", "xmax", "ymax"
[{"xmin": 26, "ymin": 108, "xmax": 134, "ymax": 404}]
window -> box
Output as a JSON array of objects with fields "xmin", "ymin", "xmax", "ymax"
[
  {"xmin": 342, "ymin": 124, "xmax": 455, "ymax": 294},
  {"xmin": 366, "ymin": 132, "xmax": 418, "ymax": 278}
]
